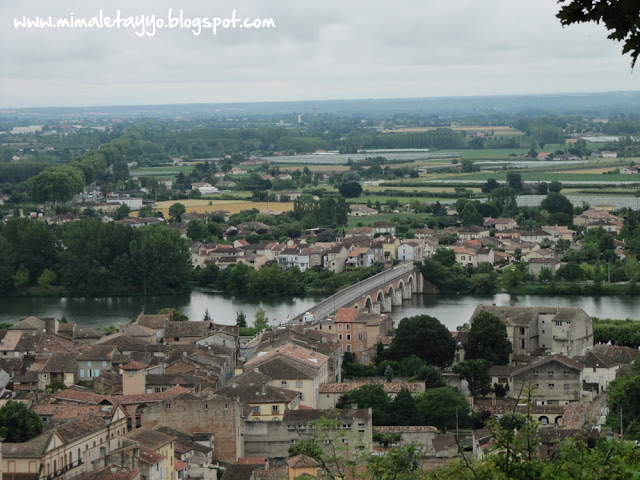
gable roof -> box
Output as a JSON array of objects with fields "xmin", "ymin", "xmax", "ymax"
[
  {"xmin": 165, "ymin": 321, "xmax": 211, "ymax": 338},
  {"xmin": 512, "ymin": 354, "xmax": 584, "ymax": 377},
  {"xmin": 57, "ymin": 415, "xmax": 108, "ymax": 443}
]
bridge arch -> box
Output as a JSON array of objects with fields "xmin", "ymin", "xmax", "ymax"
[
  {"xmin": 376, "ymin": 290, "xmax": 384, "ymax": 304},
  {"xmin": 364, "ymin": 297, "xmax": 373, "ymax": 310},
  {"xmin": 387, "ymin": 285, "xmax": 395, "ymax": 297}
]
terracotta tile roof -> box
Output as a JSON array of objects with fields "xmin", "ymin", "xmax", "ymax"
[
  {"xmin": 33, "ymin": 403, "xmax": 116, "ymax": 419},
  {"xmin": 319, "ymin": 380, "xmax": 423, "ymax": 394},
  {"xmin": 122, "ymin": 361, "xmax": 148, "ymax": 371},
  {"xmin": 138, "ymin": 446, "xmax": 165, "ymax": 465},
  {"xmin": 2, "ymin": 430, "xmax": 54, "ymax": 458},
  {"xmin": 247, "ymin": 342, "xmax": 328, "ymax": 370},
  {"xmin": 286, "ymin": 454, "xmax": 318, "ymax": 469},
  {"xmin": 175, "ymin": 460, "xmax": 187, "ymax": 471},
  {"xmin": 40, "ymin": 353, "xmax": 78, "ymax": 373},
  {"xmin": 512, "ymin": 354, "xmax": 583, "ymax": 377},
  {"xmin": 57, "ymin": 415, "xmax": 108, "ymax": 443},
  {"xmin": 0, "ymin": 330, "xmax": 25, "ymax": 351},
  {"xmin": 238, "ymin": 457, "xmax": 269, "ymax": 465},
  {"xmin": 591, "ymin": 345, "xmax": 640, "ymax": 364},
  {"xmin": 334, "ymin": 308, "xmax": 360, "ymax": 323},
  {"xmin": 165, "ymin": 321, "xmax": 211, "ymax": 338},
  {"xmin": 122, "ymin": 427, "xmax": 174, "ymax": 450},
  {"xmin": 55, "ymin": 384, "xmax": 191, "ymax": 406},
  {"xmin": 250, "ymin": 357, "xmax": 317, "ymax": 381},
  {"xmin": 37, "ymin": 334, "xmax": 77, "ymax": 354},
  {"xmin": 77, "ymin": 344, "xmax": 116, "ymax": 361},
  {"xmin": 376, "ymin": 425, "xmax": 438, "ymax": 433},
  {"xmin": 10, "ymin": 317, "xmax": 45, "ymax": 330},
  {"xmin": 137, "ymin": 314, "xmax": 170, "ymax": 329},
  {"xmin": 73, "ymin": 466, "xmax": 140, "ymax": 480},
  {"xmin": 123, "ymin": 324, "xmax": 157, "ymax": 337}
]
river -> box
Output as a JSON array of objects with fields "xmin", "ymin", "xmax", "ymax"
[{"xmin": 2, "ymin": 292, "xmax": 639, "ymax": 331}]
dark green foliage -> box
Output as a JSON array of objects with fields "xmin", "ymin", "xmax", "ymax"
[
  {"xmin": 0, "ymin": 400, "xmax": 43, "ymax": 442},
  {"xmin": 386, "ymin": 315, "xmax": 455, "ymax": 368},
  {"xmin": 288, "ymin": 438, "xmax": 323, "ymax": 460},
  {"xmin": 415, "ymin": 387, "xmax": 472, "ymax": 431},
  {"xmin": 236, "ymin": 310, "xmax": 247, "ymax": 328},
  {"xmin": 453, "ymin": 359, "xmax": 492, "ymax": 398},
  {"xmin": 391, "ymin": 388, "xmax": 419, "ymax": 426},
  {"xmin": 465, "ymin": 311, "xmax": 512, "ymax": 365},
  {"xmin": 593, "ymin": 317, "xmax": 640, "ymax": 348},
  {"xmin": 157, "ymin": 308, "xmax": 189, "ymax": 322},
  {"xmin": 540, "ymin": 192, "xmax": 574, "ymax": 216},
  {"xmin": 338, "ymin": 182, "xmax": 363, "ymax": 198},
  {"xmin": 338, "ymin": 384, "xmax": 392, "ymax": 425},
  {"xmin": 557, "ymin": 0, "xmax": 640, "ymax": 67}
]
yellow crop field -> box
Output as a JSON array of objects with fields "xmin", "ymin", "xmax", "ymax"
[
  {"xmin": 143, "ymin": 200, "xmax": 294, "ymax": 218},
  {"xmin": 554, "ymin": 167, "xmax": 614, "ymax": 174}
]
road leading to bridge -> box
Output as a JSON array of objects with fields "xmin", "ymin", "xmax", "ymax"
[{"xmin": 298, "ymin": 262, "xmax": 417, "ymax": 322}]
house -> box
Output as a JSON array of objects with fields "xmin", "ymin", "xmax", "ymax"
[
  {"xmin": 77, "ymin": 345, "xmax": 118, "ymax": 380},
  {"xmin": 528, "ymin": 257, "xmax": 561, "ymax": 277},
  {"xmin": 348, "ymin": 205, "xmax": 378, "ymax": 217},
  {"xmin": 458, "ymin": 226, "xmax": 490, "ymax": 240},
  {"xmin": 452, "ymin": 246, "xmax": 479, "ymax": 268},
  {"xmin": 277, "ymin": 174, "xmax": 292, "ymax": 181},
  {"xmin": 492, "ymin": 355, "xmax": 584, "ymax": 405},
  {"xmin": 245, "ymin": 343, "xmax": 330, "ymax": 409},
  {"xmin": 471, "ymin": 305, "xmax": 593, "ymax": 358},
  {"xmin": 330, "ymin": 309, "xmax": 393, "ymax": 363},
  {"xmin": 38, "ymin": 353, "xmax": 78, "ymax": 391},
  {"xmin": 243, "ymin": 408, "xmax": 373, "ymax": 461},
  {"xmin": 484, "ymin": 218, "xmax": 518, "ymax": 231},
  {"xmin": 620, "ymin": 166, "xmax": 640, "ymax": 174},
  {"xmin": 216, "ymin": 370, "xmax": 300, "ymax": 421},
  {"xmin": 372, "ymin": 221, "xmax": 396, "ymax": 236},
  {"xmin": 601, "ymin": 151, "xmax": 617, "ymax": 158},
  {"xmin": 323, "ymin": 244, "xmax": 349, "ymax": 273},
  {"xmin": 542, "ymin": 225, "xmax": 576, "ymax": 242},
  {"xmin": 164, "ymin": 321, "xmax": 212, "ymax": 345},
  {"xmin": 576, "ymin": 351, "xmax": 620, "ymax": 393},
  {"xmin": 2, "ymin": 410, "xmax": 128, "ymax": 480},
  {"xmin": 346, "ymin": 247, "xmax": 375, "ymax": 268},
  {"xmin": 119, "ymin": 428, "xmax": 176, "ymax": 480},
  {"xmin": 397, "ymin": 240, "xmax": 425, "ymax": 262},
  {"xmin": 519, "ymin": 230, "xmax": 552, "ymax": 243}
]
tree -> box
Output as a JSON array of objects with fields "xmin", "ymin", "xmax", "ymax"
[
  {"xmin": 168, "ymin": 202, "xmax": 186, "ymax": 222},
  {"xmin": 391, "ymin": 388, "xmax": 419, "ymax": 426},
  {"xmin": 288, "ymin": 438, "xmax": 324, "ymax": 461},
  {"xmin": 254, "ymin": 307, "xmax": 269, "ymax": 331},
  {"xmin": 482, "ymin": 178, "xmax": 500, "ymax": 194},
  {"xmin": 236, "ymin": 310, "xmax": 247, "ymax": 328},
  {"xmin": 557, "ymin": 0, "xmax": 640, "ymax": 67},
  {"xmin": 453, "ymin": 359, "xmax": 492, "ymax": 398},
  {"xmin": 30, "ymin": 165, "xmax": 85, "ymax": 203},
  {"xmin": 0, "ymin": 400, "xmax": 43, "ymax": 442},
  {"xmin": 540, "ymin": 192, "xmax": 574, "ymax": 216},
  {"xmin": 114, "ymin": 203, "xmax": 131, "ymax": 220},
  {"xmin": 338, "ymin": 182, "xmax": 363, "ymax": 198},
  {"xmin": 506, "ymin": 172, "xmax": 524, "ymax": 193},
  {"xmin": 338, "ymin": 384, "xmax": 392, "ymax": 425},
  {"xmin": 202, "ymin": 308, "xmax": 211, "ymax": 322},
  {"xmin": 37, "ymin": 268, "xmax": 56, "ymax": 288},
  {"xmin": 465, "ymin": 311, "xmax": 512, "ymax": 365},
  {"xmin": 538, "ymin": 266, "xmax": 553, "ymax": 283},
  {"xmin": 387, "ymin": 315, "xmax": 455, "ymax": 368},
  {"xmin": 415, "ymin": 387, "xmax": 472, "ymax": 431},
  {"xmin": 549, "ymin": 180, "xmax": 563, "ymax": 193},
  {"xmin": 500, "ymin": 265, "xmax": 523, "ymax": 292},
  {"xmin": 12, "ymin": 264, "xmax": 30, "ymax": 288}
]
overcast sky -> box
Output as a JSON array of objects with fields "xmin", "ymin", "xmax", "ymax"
[{"xmin": 0, "ymin": 0, "xmax": 637, "ymax": 108}]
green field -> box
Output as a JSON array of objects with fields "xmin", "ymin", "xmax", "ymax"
[
  {"xmin": 438, "ymin": 171, "xmax": 640, "ymax": 183},
  {"xmin": 347, "ymin": 212, "xmax": 430, "ymax": 227},
  {"xmin": 130, "ymin": 166, "xmax": 194, "ymax": 177}
]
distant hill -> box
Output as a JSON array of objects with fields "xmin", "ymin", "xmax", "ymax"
[{"xmin": 2, "ymin": 91, "xmax": 640, "ymax": 119}]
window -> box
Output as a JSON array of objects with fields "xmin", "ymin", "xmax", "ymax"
[
  {"xmin": 342, "ymin": 424, "xmax": 351, "ymax": 429},
  {"xmin": 346, "ymin": 345, "xmax": 351, "ymax": 352},
  {"xmin": 346, "ymin": 334, "xmax": 351, "ymax": 341},
  {"xmin": 358, "ymin": 344, "xmax": 364, "ymax": 352},
  {"xmin": 346, "ymin": 324, "xmax": 351, "ymax": 330},
  {"xmin": 272, "ymin": 405, "xmax": 279, "ymax": 414},
  {"xmin": 296, "ymin": 381, "xmax": 302, "ymax": 388},
  {"xmin": 80, "ymin": 369, "xmax": 84, "ymax": 378},
  {"xmin": 280, "ymin": 381, "xmax": 289, "ymax": 388},
  {"xmin": 521, "ymin": 339, "xmax": 525, "ymax": 348},
  {"xmin": 338, "ymin": 324, "xmax": 343, "ymax": 331},
  {"xmin": 358, "ymin": 333, "xmax": 363, "ymax": 340},
  {"xmin": 548, "ymin": 371, "xmax": 554, "ymax": 376},
  {"xmin": 520, "ymin": 327, "xmax": 525, "ymax": 335},
  {"xmin": 102, "ymin": 361, "xmax": 107, "ymax": 367},
  {"xmin": 298, "ymin": 392, "xmax": 304, "ymax": 401},
  {"xmin": 291, "ymin": 440, "xmax": 297, "ymax": 444},
  {"xmin": 555, "ymin": 321, "xmax": 562, "ymax": 326},
  {"xmin": 563, "ymin": 370, "xmax": 570, "ymax": 376},
  {"xmin": 342, "ymin": 438, "xmax": 349, "ymax": 444},
  {"xmin": 548, "ymin": 384, "xmax": 555, "ymax": 389},
  {"xmin": 165, "ymin": 402, "xmax": 171, "ymax": 409},
  {"xmin": 532, "ymin": 370, "xmax": 539, "ymax": 376},
  {"xmin": 252, "ymin": 406, "xmax": 260, "ymax": 413}
]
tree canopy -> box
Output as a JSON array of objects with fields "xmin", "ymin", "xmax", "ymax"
[
  {"xmin": 0, "ymin": 400, "xmax": 43, "ymax": 442},
  {"xmin": 557, "ymin": 0, "xmax": 640, "ymax": 67},
  {"xmin": 465, "ymin": 311, "xmax": 513, "ymax": 365},
  {"xmin": 386, "ymin": 315, "xmax": 455, "ymax": 368}
]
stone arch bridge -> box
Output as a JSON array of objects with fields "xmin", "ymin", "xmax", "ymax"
[{"xmin": 301, "ymin": 262, "xmax": 423, "ymax": 321}]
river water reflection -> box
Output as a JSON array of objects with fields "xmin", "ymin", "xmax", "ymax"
[{"xmin": 1, "ymin": 291, "xmax": 640, "ymax": 331}]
